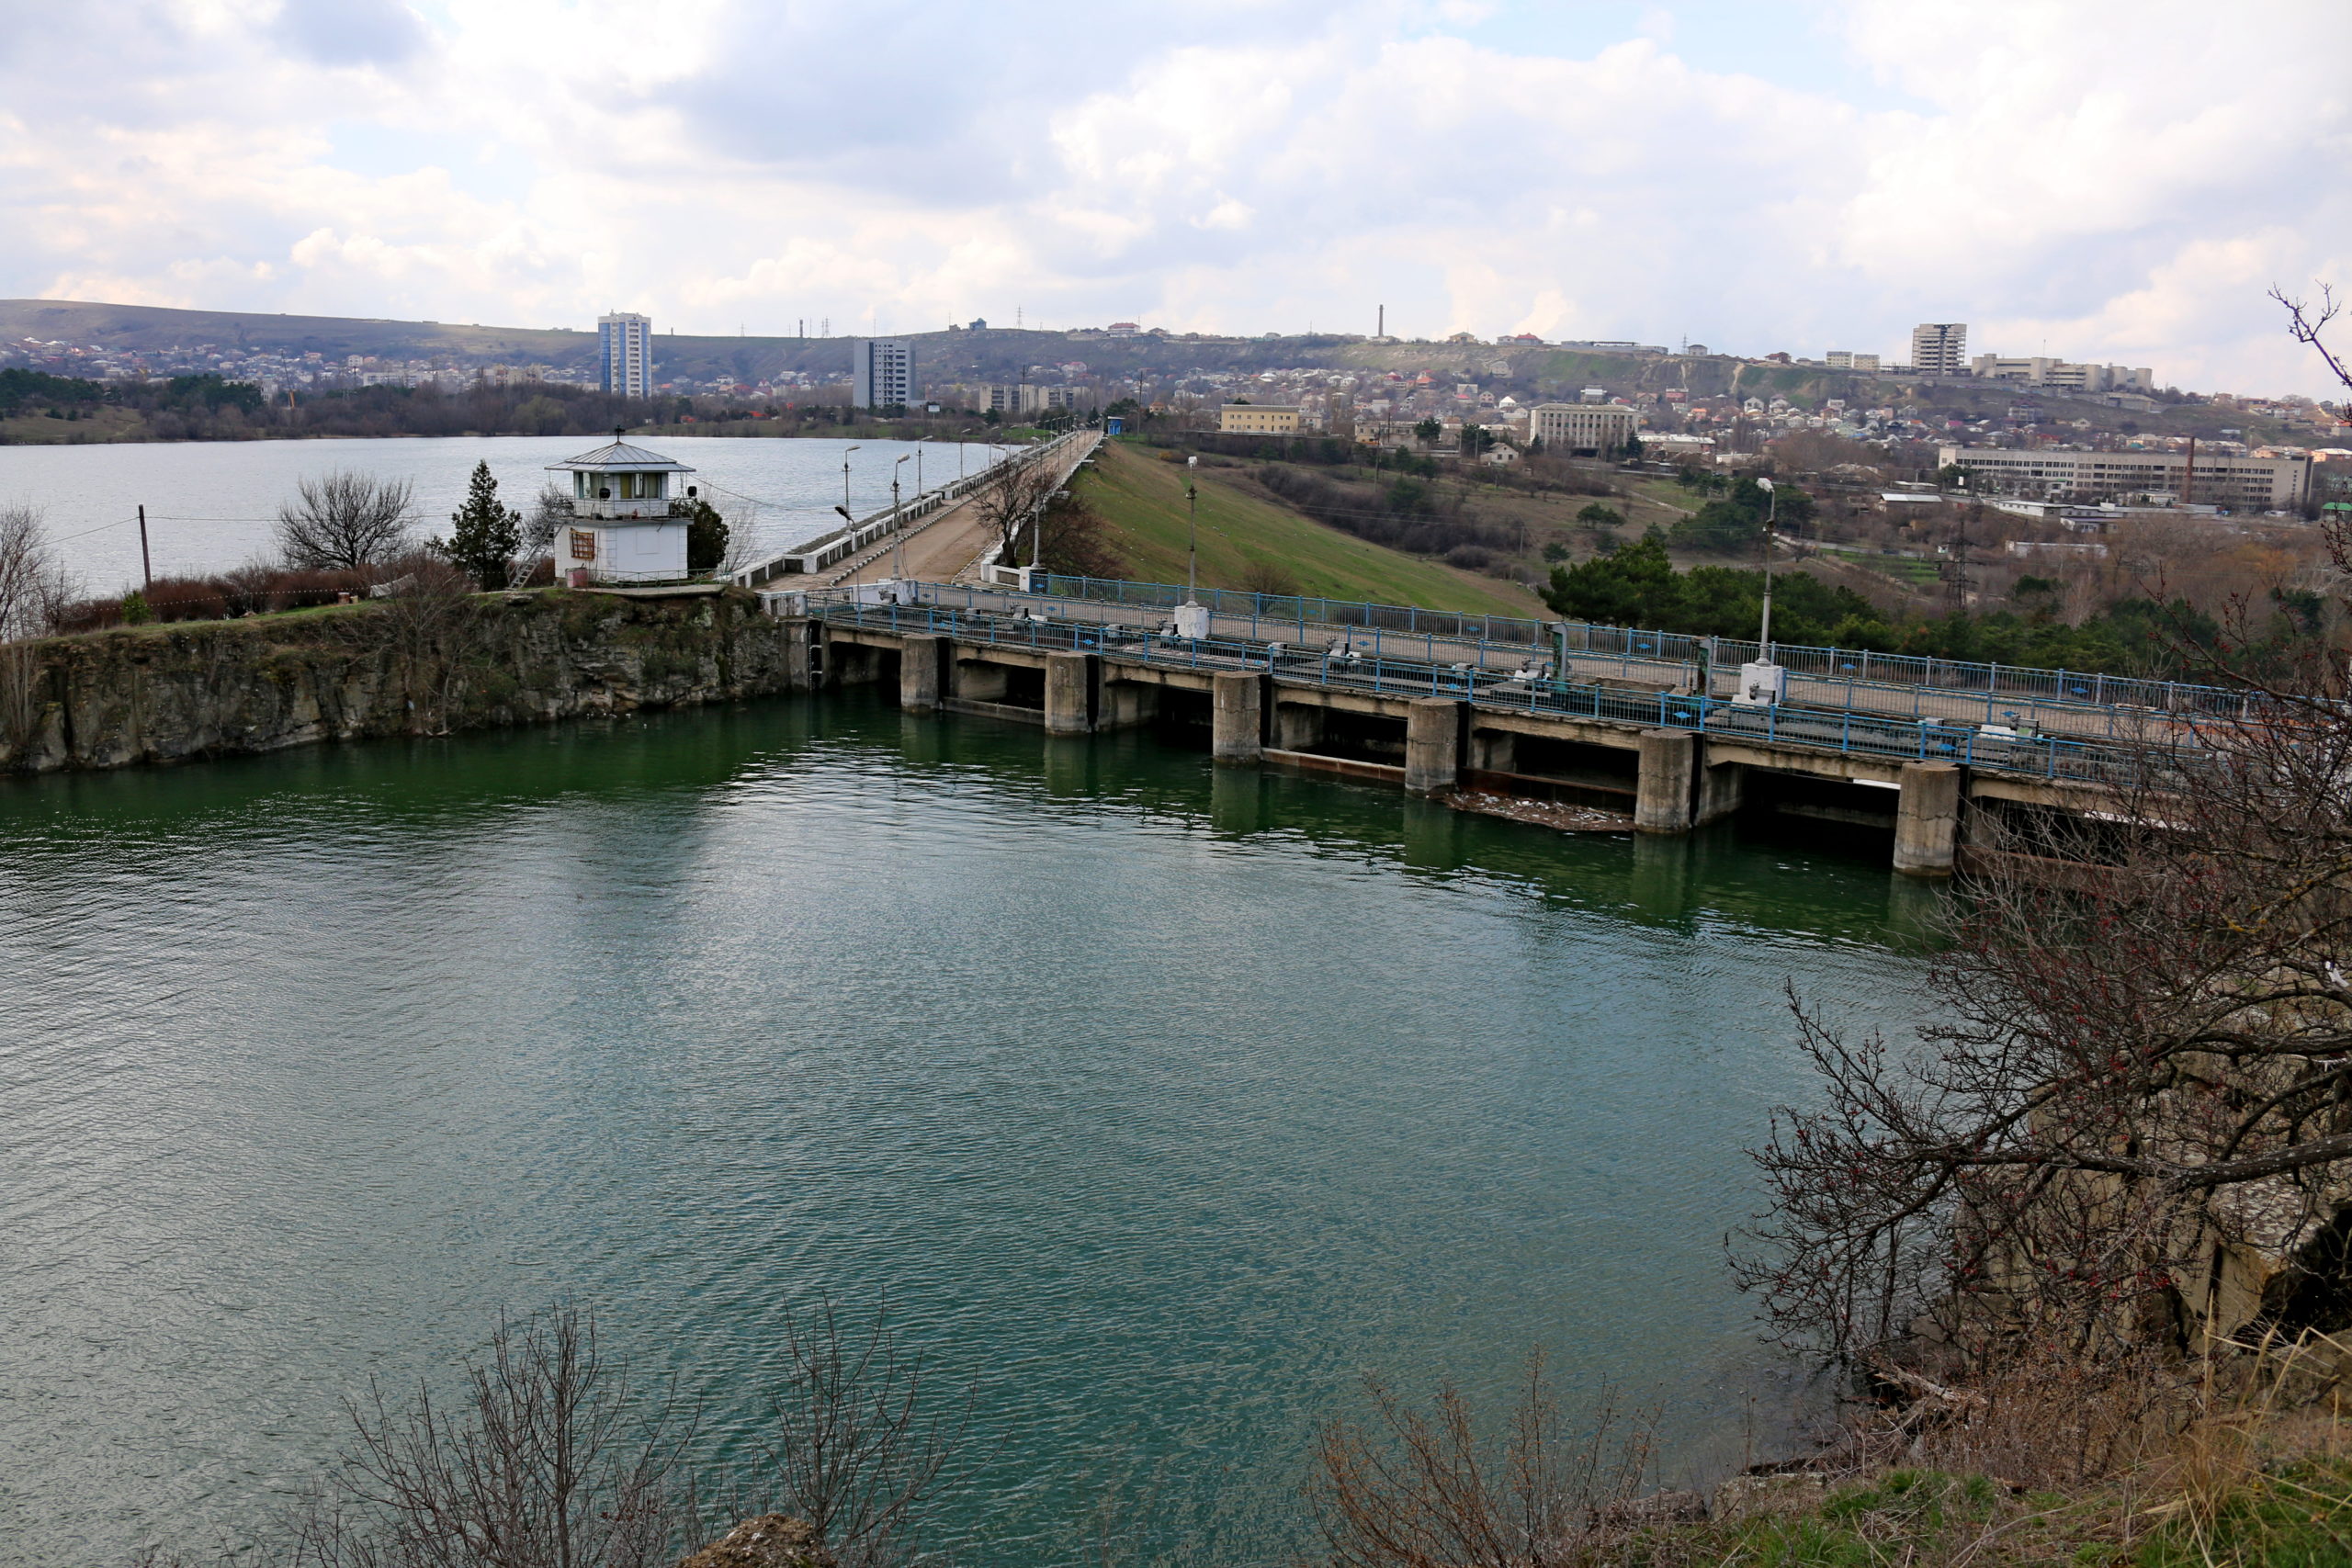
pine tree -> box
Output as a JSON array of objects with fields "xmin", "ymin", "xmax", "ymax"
[
  {"xmin": 683, "ymin": 496, "xmax": 729, "ymax": 572},
  {"xmin": 438, "ymin": 460, "xmax": 522, "ymax": 588}
]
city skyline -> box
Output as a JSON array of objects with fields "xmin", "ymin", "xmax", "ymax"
[{"xmin": 2, "ymin": 1, "xmax": 2346, "ymax": 398}]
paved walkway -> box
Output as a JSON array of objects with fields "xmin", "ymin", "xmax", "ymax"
[{"xmin": 823, "ymin": 435, "xmax": 1101, "ymax": 588}]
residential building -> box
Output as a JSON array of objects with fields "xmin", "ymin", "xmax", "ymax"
[
  {"xmin": 597, "ymin": 312, "xmax": 652, "ymax": 398},
  {"xmin": 1826, "ymin": 350, "xmax": 1881, "ymax": 372},
  {"xmin": 1219, "ymin": 404, "xmax": 1301, "ymax": 435},
  {"xmin": 1910, "ymin": 322, "xmax": 1969, "ymax": 377},
  {"xmin": 1530, "ymin": 402, "xmax": 1638, "ymax": 454},
  {"xmin": 851, "ymin": 338, "xmax": 914, "ymax": 409},
  {"xmin": 1967, "ymin": 355, "xmax": 2154, "ymax": 394},
  {"xmin": 980, "ymin": 383, "xmax": 1082, "ymax": 415},
  {"xmin": 1939, "ymin": 445, "xmax": 2309, "ymax": 510}
]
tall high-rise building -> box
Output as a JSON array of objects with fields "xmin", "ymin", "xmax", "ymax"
[
  {"xmin": 852, "ymin": 339, "xmax": 914, "ymax": 409},
  {"xmin": 598, "ymin": 312, "xmax": 652, "ymax": 397},
  {"xmin": 1909, "ymin": 322, "xmax": 1968, "ymax": 376}
]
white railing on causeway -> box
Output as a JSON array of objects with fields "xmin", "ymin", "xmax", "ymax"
[{"xmin": 728, "ymin": 428, "xmax": 1097, "ymax": 589}]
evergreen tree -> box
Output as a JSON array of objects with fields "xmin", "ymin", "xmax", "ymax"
[
  {"xmin": 683, "ymin": 496, "xmax": 729, "ymax": 573},
  {"xmin": 438, "ymin": 460, "xmax": 522, "ymax": 588}
]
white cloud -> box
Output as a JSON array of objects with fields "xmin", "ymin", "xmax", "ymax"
[{"xmin": 0, "ymin": 0, "xmax": 2345, "ymax": 394}]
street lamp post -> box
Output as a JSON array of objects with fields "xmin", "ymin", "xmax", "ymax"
[
  {"xmin": 1755, "ymin": 477, "xmax": 1779, "ymax": 658},
  {"xmin": 892, "ymin": 454, "xmax": 911, "ymax": 582},
  {"xmin": 842, "ymin": 445, "xmax": 862, "ymax": 521}
]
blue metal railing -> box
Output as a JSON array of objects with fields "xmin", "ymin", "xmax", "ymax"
[
  {"xmin": 808, "ymin": 599, "xmax": 2159, "ymax": 784},
  {"xmin": 1028, "ymin": 573, "xmax": 2250, "ymax": 719}
]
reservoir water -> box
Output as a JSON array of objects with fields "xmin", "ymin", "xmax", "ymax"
[
  {"xmin": 0, "ymin": 434, "xmax": 990, "ymax": 592},
  {"xmin": 0, "ymin": 694, "xmax": 1935, "ymax": 1563}
]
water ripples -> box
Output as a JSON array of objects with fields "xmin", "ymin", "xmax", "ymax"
[{"xmin": 0, "ymin": 698, "xmax": 1933, "ymax": 1562}]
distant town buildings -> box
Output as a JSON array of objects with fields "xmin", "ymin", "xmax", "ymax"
[
  {"xmin": 1218, "ymin": 403, "xmax": 1302, "ymax": 435},
  {"xmin": 1968, "ymin": 354, "xmax": 2154, "ymax": 394},
  {"xmin": 1940, "ymin": 445, "xmax": 2309, "ymax": 510},
  {"xmin": 1530, "ymin": 402, "xmax": 1637, "ymax": 455},
  {"xmin": 1826, "ymin": 350, "xmax": 1882, "ymax": 372},
  {"xmin": 1910, "ymin": 322, "xmax": 1969, "ymax": 377},
  {"xmin": 597, "ymin": 312, "xmax": 652, "ymax": 398},
  {"xmin": 851, "ymin": 338, "xmax": 914, "ymax": 409}
]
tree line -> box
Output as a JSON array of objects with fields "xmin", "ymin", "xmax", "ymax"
[
  {"xmin": 0, "ymin": 369, "xmax": 670, "ymax": 442},
  {"xmin": 1540, "ymin": 526, "xmax": 2323, "ymax": 679}
]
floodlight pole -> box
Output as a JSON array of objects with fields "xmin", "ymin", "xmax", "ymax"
[{"xmin": 1185, "ymin": 455, "xmax": 1199, "ymax": 604}]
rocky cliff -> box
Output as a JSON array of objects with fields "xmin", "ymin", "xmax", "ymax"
[{"xmin": 0, "ymin": 587, "xmax": 810, "ymax": 774}]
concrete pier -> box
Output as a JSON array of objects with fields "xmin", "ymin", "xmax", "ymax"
[
  {"xmin": 1274, "ymin": 701, "xmax": 1325, "ymax": 752},
  {"xmin": 1404, "ymin": 699, "xmax": 1461, "ymax": 795},
  {"xmin": 1634, "ymin": 729, "xmax": 1696, "ymax": 833},
  {"xmin": 1045, "ymin": 652, "xmax": 1092, "ymax": 736},
  {"xmin": 899, "ymin": 634, "xmax": 944, "ymax": 712},
  {"xmin": 1695, "ymin": 758, "xmax": 1745, "ymax": 826},
  {"xmin": 1894, "ymin": 761, "xmax": 1962, "ymax": 877},
  {"xmin": 1212, "ymin": 671, "xmax": 1261, "ymax": 764}
]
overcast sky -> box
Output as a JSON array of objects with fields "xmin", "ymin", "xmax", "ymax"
[{"xmin": 4, "ymin": 0, "xmax": 2346, "ymax": 396}]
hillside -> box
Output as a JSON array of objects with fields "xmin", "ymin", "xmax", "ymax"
[{"xmin": 1075, "ymin": 441, "xmax": 1546, "ymax": 615}]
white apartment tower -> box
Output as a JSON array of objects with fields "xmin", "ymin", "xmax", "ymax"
[
  {"xmin": 598, "ymin": 312, "xmax": 652, "ymax": 398},
  {"xmin": 1910, "ymin": 322, "xmax": 1968, "ymax": 376},
  {"xmin": 852, "ymin": 338, "xmax": 914, "ymax": 410}
]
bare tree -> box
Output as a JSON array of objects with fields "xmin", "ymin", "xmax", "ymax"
[
  {"xmin": 0, "ymin": 504, "xmax": 74, "ymax": 643},
  {"xmin": 298, "ymin": 1303, "xmax": 695, "ymax": 1568},
  {"xmin": 1737, "ymin": 589, "xmax": 2352, "ymax": 1368},
  {"xmin": 972, "ymin": 452, "xmax": 1062, "ymax": 567},
  {"xmin": 2273, "ymin": 283, "xmax": 2352, "ymax": 396},
  {"xmin": 277, "ymin": 472, "xmax": 418, "ymax": 571},
  {"xmin": 735, "ymin": 1295, "xmax": 963, "ymax": 1568},
  {"xmin": 1306, "ymin": 1355, "xmax": 1659, "ymax": 1568}
]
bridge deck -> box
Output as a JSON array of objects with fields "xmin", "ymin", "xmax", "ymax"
[{"xmin": 790, "ymin": 592, "xmax": 2176, "ymax": 784}]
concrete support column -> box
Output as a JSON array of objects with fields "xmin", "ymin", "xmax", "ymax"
[
  {"xmin": 1404, "ymin": 698, "xmax": 1462, "ymax": 796},
  {"xmin": 1045, "ymin": 651, "xmax": 1094, "ymax": 736},
  {"xmin": 1634, "ymin": 729, "xmax": 1696, "ymax": 834},
  {"xmin": 779, "ymin": 618, "xmax": 815, "ymax": 692},
  {"xmin": 1212, "ymin": 671, "xmax": 1261, "ymax": 764},
  {"xmin": 1894, "ymin": 761, "xmax": 1962, "ymax": 878},
  {"xmin": 1470, "ymin": 728, "xmax": 1517, "ymax": 774},
  {"xmin": 1274, "ymin": 701, "xmax": 1325, "ymax": 752},
  {"xmin": 953, "ymin": 660, "xmax": 1008, "ymax": 704},
  {"xmin": 899, "ymin": 635, "xmax": 944, "ymax": 712},
  {"xmin": 1695, "ymin": 761, "xmax": 1746, "ymax": 826}
]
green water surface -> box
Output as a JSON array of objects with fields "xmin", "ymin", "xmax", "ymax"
[{"xmin": 0, "ymin": 694, "xmax": 1936, "ymax": 1563}]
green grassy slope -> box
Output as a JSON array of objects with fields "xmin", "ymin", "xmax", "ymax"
[{"xmin": 1076, "ymin": 442, "xmax": 1546, "ymax": 615}]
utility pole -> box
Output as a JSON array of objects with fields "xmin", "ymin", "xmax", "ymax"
[{"xmin": 136, "ymin": 504, "xmax": 152, "ymax": 589}]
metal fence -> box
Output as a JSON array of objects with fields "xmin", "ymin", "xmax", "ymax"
[
  {"xmin": 806, "ymin": 599, "xmax": 2152, "ymax": 784},
  {"xmin": 1033, "ymin": 573, "xmax": 2251, "ymax": 718}
]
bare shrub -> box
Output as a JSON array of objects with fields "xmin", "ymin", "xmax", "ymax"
[
  {"xmin": 1238, "ymin": 557, "xmax": 1301, "ymax": 597},
  {"xmin": 1306, "ymin": 1354, "xmax": 1660, "ymax": 1568},
  {"xmin": 277, "ymin": 471, "xmax": 417, "ymax": 571},
  {"xmin": 728, "ymin": 1295, "xmax": 964, "ymax": 1568},
  {"xmin": 0, "ymin": 503, "xmax": 74, "ymax": 642},
  {"xmin": 295, "ymin": 1302, "xmax": 696, "ymax": 1568},
  {"xmin": 142, "ymin": 575, "xmax": 231, "ymax": 623}
]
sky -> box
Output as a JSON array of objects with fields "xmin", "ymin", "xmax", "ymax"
[{"xmin": 2, "ymin": 0, "xmax": 2347, "ymax": 397}]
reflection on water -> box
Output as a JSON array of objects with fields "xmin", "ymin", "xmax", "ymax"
[{"xmin": 0, "ymin": 693, "xmax": 1934, "ymax": 1564}]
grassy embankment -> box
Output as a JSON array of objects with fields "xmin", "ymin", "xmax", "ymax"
[
  {"xmin": 1076, "ymin": 440, "xmax": 1547, "ymax": 615},
  {"xmin": 0, "ymin": 405, "xmax": 145, "ymax": 443}
]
